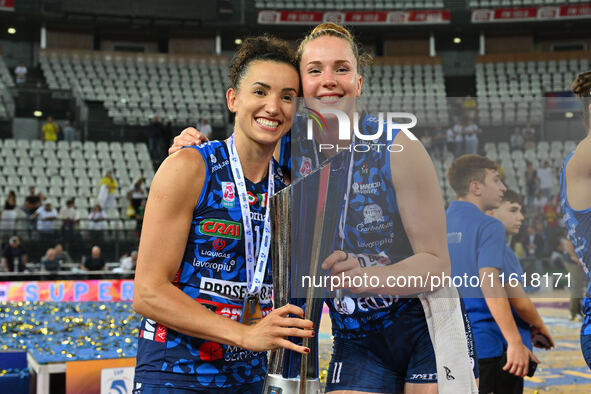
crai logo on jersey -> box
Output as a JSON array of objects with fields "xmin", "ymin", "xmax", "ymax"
[
  {"xmin": 304, "ymin": 106, "xmax": 418, "ymax": 153},
  {"xmin": 199, "ymin": 218, "xmax": 242, "ymax": 240}
]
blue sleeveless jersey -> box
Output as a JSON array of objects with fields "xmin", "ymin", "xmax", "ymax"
[
  {"xmin": 560, "ymin": 152, "xmax": 591, "ymax": 336},
  {"xmin": 292, "ymin": 113, "xmax": 415, "ymax": 339},
  {"xmin": 134, "ymin": 141, "xmax": 286, "ymax": 389}
]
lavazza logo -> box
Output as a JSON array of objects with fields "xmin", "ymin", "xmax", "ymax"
[{"xmin": 305, "ymin": 108, "xmax": 418, "ymax": 152}]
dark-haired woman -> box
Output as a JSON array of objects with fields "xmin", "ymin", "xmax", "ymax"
[
  {"xmin": 132, "ymin": 36, "xmax": 313, "ymax": 393},
  {"xmin": 560, "ymin": 70, "xmax": 591, "ymax": 369},
  {"xmin": 1, "ymin": 190, "xmax": 17, "ymax": 231}
]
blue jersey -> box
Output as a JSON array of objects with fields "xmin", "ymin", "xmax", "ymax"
[
  {"xmin": 560, "ymin": 152, "xmax": 591, "ymax": 335},
  {"xmin": 134, "ymin": 141, "xmax": 286, "ymax": 389},
  {"xmin": 278, "ymin": 132, "xmax": 291, "ymax": 177},
  {"xmin": 502, "ymin": 243, "xmax": 532, "ymax": 350},
  {"xmin": 292, "ymin": 113, "xmax": 415, "ymax": 339},
  {"xmin": 446, "ymin": 201, "xmax": 507, "ymax": 358}
]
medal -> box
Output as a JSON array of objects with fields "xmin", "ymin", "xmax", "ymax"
[
  {"xmin": 226, "ymin": 135, "xmax": 274, "ymax": 324},
  {"xmin": 240, "ymin": 294, "xmax": 262, "ymax": 325}
]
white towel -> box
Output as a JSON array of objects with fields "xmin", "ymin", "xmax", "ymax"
[{"xmin": 419, "ymin": 286, "xmax": 478, "ymax": 394}]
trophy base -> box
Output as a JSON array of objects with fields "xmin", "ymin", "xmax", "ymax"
[{"xmin": 263, "ymin": 374, "xmax": 322, "ymax": 394}]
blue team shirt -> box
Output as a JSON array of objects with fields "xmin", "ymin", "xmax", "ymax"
[
  {"xmin": 560, "ymin": 152, "xmax": 591, "ymax": 336},
  {"xmin": 291, "ymin": 113, "xmax": 416, "ymax": 339},
  {"xmin": 502, "ymin": 243, "xmax": 532, "ymax": 350},
  {"xmin": 134, "ymin": 141, "xmax": 286, "ymax": 389},
  {"xmin": 446, "ymin": 200, "xmax": 507, "ymax": 358}
]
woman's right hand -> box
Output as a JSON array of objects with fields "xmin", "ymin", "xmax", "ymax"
[
  {"xmin": 240, "ymin": 304, "xmax": 315, "ymax": 354},
  {"xmin": 168, "ymin": 127, "xmax": 209, "ymax": 155}
]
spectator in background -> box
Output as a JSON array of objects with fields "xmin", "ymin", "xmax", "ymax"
[
  {"xmin": 549, "ymin": 239, "xmax": 567, "ymax": 270},
  {"xmin": 14, "ymin": 62, "xmax": 27, "ymax": 85},
  {"xmin": 446, "ymin": 124, "xmax": 455, "ymax": 157},
  {"xmin": 522, "ymin": 122, "xmax": 536, "ymax": 141},
  {"xmin": 82, "ymin": 246, "xmax": 106, "ymax": 271},
  {"xmin": 453, "ymin": 120, "xmax": 464, "ymax": 157},
  {"xmin": 513, "ymin": 238, "xmax": 526, "ymax": 259},
  {"xmin": 462, "ymin": 95, "xmax": 477, "ymax": 120},
  {"xmin": 127, "ymin": 178, "xmax": 147, "ymax": 215},
  {"xmin": 58, "ymin": 199, "xmax": 78, "ymax": 231},
  {"xmin": 2, "ymin": 236, "xmax": 27, "ymax": 272},
  {"xmin": 200, "ymin": 118, "xmax": 213, "ymax": 140},
  {"xmin": 524, "ymin": 161, "xmax": 539, "ymax": 206},
  {"xmin": 537, "ymin": 161, "xmax": 554, "ymax": 199},
  {"xmin": 4, "ymin": 190, "xmax": 16, "ymax": 210},
  {"xmin": 463, "ymin": 119, "xmax": 481, "ymax": 154},
  {"xmin": 41, "ymin": 116, "xmax": 58, "ymax": 142},
  {"xmin": 522, "ymin": 225, "xmax": 544, "ymax": 280},
  {"xmin": 532, "ymin": 190, "xmax": 548, "ymax": 214},
  {"xmin": 114, "ymin": 250, "xmax": 138, "ymax": 272},
  {"xmin": 23, "ymin": 186, "xmax": 43, "ymax": 230},
  {"xmin": 535, "ymin": 221, "xmax": 550, "ymax": 261},
  {"xmin": 1, "ymin": 190, "xmax": 18, "ymax": 231},
  {"xmin": 32, "ymin": 201, "xmax": 57, "ymax": 234},
  {"xmin": 510, "ymin": 127, "xmax": 524, "ymax": 151},
  {"xmin": 523, "ymin": 132, "xmax": 535, "ymax": 151},
  {"xmin": 58, "ymin": 199, "xmax": 78, "ymax": 250},
  {"xmin": 89, "ymin": 204, "xmax": 107, "ymax": 231},
  {"xmin": 41, "ymin": 248, "xmax": 60, "ymax": 272},
  {"xmin": 420, "ymin": 130, "xmax": 433, "ymax": 156},
  {"xmin": 63, "ymin": 120, "xmax": 76, "ymax": 142},
  {"xmin": 543, "ymin": 199, "xmax": 559, "ymax": 227},
  {"xmin": 432, "ymin": 124, "xmax": 446, "ymax": 159},
  {"xmin": 54, "ymin": 243, "xmax": 73, "ymax": 265},
  {"xmin": 98, "ymin": 170, "xmax": 117, "ymax": 211},
  {"xmin": 33, "ymin": 201, "xmax": 58, "ymax": 250}
]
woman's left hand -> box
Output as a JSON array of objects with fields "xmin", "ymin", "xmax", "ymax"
[{"xmin": 321, "ymin": 250, "xmax": 367, "ymax": 294}]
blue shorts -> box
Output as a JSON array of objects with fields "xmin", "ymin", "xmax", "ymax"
[
  {"xmin": 325, "ymin": 299, "xmax": 437, "ymax": 393},
  {"xmin": 581, "ymin": 334, "xmax": 591, "ymax": 369},
  {"xmin": 132, "ymin": 381, "xmax": 263, "ymax": 394}
]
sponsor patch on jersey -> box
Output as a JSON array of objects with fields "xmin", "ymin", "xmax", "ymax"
[
  {"xmin": 199, "ymin": 219, "xmax": 242, "ymax": 240},
  {"xmin": 250, "ymin": 211, "xmax": 265, "ymax": 222},
  {"xmin": 140, "ymin": 319, "xmax": 167, "ymax": 343},
  {"xmin": 300, "ymin": 156, "xmax": 312, "ymax": 177},
  {"xmin": 247, "ymin": 192, "xmax": 268, "ymax": 208},
  {"xmin": 211, "ymin": 159, "xmax": 229, "ymax": 174},
  {"xmin": 362, "ymin": 204, "xmax": 385, "ymax": 224},
  {"xmin": 221, "ymin": 182, "xmax": 235, "ymax": 208},
  {"xmin": 213, "ymin": 238, "xmax": 226, "ymax": 251},
  {"xmin": 196, "ymin": 298, "xmax": 272, "ymax": 321},
  {"xmin": 352, "ymin": 181, "xmax": 381, "ymax": 195},
  {"xmin": 199, "ymin": 277, "xmax": 272, "ymax": 304}
]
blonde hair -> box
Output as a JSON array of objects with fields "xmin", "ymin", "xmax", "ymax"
[
  {"xmin": 295, "ymin": 22, "xmax": 372, "ymax": 74},
  {"xmin": 571, "ymin": 70, "xmax": 591, "ymax": 131}
]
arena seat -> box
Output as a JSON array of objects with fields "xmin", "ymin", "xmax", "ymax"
[
  {"xmin": 364, "ymin": 57, "xmax": 449, "ymax": 127},
  {"xmin": 40, "ymin": 49, "xmax": 228, "ymax": 127},
  {"xmin": 475, "ymin": 51, "xmax": 591, "ymax": 126},
  {"xmin": 0, "ymin": 56, "xmax": 15, "ymax": 120}
]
